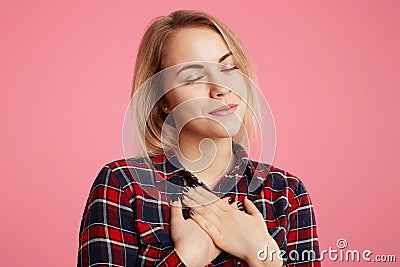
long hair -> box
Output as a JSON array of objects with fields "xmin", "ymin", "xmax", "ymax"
[{"xmin": 130, "ymin": 9, "xmax": 261, "ymax": 156}]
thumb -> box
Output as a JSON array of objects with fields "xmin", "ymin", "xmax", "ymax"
[
  {"xmin": 170, "ymin": 196, "xmax": 185, "ymax": 223},
  {"xmin": 243, "ymin": 196, "xmax": 262, "ymax": 217}
]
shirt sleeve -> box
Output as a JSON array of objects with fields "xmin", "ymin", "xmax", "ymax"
[
  {"xmin": 77, "ymin": 166, "xmax": 187, "ymax": 267},
  {"xmin": 285, "ymin": 180, "xmax": 321, "ymax": 266}
]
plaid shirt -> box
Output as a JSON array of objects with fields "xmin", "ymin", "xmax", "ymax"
[{"xmin": 78, "ymin": 142, "xmax": 321, "ymax": 266}]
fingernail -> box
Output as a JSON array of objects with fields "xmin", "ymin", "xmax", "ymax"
[
  {"xmin": 183, "ymin": 208, "xmax": 190, "ymax": 220},
  {"xmin": 191, "ymin": 183, "xmax": 197, "ymax": 189},
  {"xmin": 182, "ymin": 186, "xmax": 190, "ymax": 193},
  {"xmin": 237, "ymin": 201, "xmax": 244, "ymax": 208},
  {"xmin": 196, "ymin": 179, "xmax": 203, "ymax": 185},
  {"xmin": 190, "ymin": 210, "xmax": 196, "ymax": 216},
  {"xmin": 228, "ymin": 197, "xmax": 234, "ymax": 204},
  {"xmin": 180, "ymin": 197, "xmax": 187, "ymax": 207},
  {"xmin": 201, "ymin": 184, "xmax": 212, "ymax": 192}
]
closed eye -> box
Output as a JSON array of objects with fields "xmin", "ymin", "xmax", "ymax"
[
  {"xmin": 221, "ymin": 66, "xmax": 239, "ymax": 72},
  {"xmin": 184, "ymin": 75, "xmax": 204, "ymax": 85}
]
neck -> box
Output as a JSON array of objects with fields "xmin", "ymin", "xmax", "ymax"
[{"xmin": 175, "ymin": 129, "xmax": 235, "ymax": 188}]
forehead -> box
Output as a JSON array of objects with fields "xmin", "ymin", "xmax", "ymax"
[{"xmin": 162, "ymin": 27, "xmax": 231, "ymax": 68}]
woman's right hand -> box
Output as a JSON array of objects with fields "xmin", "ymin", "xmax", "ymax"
[{"xmin": 170, "ymin": 196, "xmax": 222, "ymax": 267}]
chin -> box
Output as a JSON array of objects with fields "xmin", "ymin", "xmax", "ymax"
[
  {"xmin": 183, "ymin": 119, "xmax": 242, "ymax": 138},
  {"xmin": 205, "ymin": 124, "xmax": 241, "ymax": 138}
]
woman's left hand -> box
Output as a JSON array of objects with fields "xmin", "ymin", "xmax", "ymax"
[{"xmin": 181, "ymin": 184, "xmax": 283, "ymax": 267}]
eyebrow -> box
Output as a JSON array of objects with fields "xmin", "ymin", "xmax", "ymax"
[
  {"xmin": 218, "ymin": 52, "xmax": 233, "ymax": 63},
  {"xmin": 176, "ymin": 64, "xmax": 205, "ymax": 76},
  {"xmin": 175, "ymin": 52, "xmax": 233, "ymax": 76}
]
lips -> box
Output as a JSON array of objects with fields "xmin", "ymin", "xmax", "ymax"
[{"xmin": 208, "ymin": 103, "xmax": 238, "ymax": 116}]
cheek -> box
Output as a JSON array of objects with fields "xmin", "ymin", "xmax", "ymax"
[
  {"xmin": 164, "ymin": 90, "xmax": 184, "ymax": 108},
  {"xmin": 165, "ymin": 87, "xmax": 206, "ymax": 108},
  {"xmin": 237, "ymin": 100, "xmax": 248, "ymax": 121}
]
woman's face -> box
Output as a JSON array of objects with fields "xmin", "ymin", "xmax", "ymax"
[{"xmin": 160, "ymin": 27, "xmax": 247, "ymax": 140}]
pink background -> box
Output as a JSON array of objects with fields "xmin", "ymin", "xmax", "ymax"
[{"xmin": 1, "ymin": 0, "xmax": 399, "ymax": 266}]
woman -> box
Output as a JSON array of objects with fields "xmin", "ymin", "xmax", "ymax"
[{"xmin": 78, "ymin": 10, "xmax": 321, "ymax": 267}]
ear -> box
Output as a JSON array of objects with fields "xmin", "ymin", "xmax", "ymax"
[{"xmin": 158, "ymin": 96, "xmax": 170, "ymax": 113}]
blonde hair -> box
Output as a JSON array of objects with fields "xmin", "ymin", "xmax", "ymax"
[{"xmin": 130, "ymin": 9, "xmax": 262, "ymax": 157}]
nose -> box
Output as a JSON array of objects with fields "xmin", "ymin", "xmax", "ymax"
[{"xmin": 209, "ymin": 84, "xmax": 232, "ymax": 99}]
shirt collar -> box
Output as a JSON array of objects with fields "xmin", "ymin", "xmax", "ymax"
[{"xmin": 150, "ymin": 141, "xmax": 263, "ymax": 190}]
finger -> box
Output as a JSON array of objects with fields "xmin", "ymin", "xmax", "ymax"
[
  {"xmin": 223, "ymin": 196, "xmax": 235, "ymax": 205},
  {"xmin": 181, "ymin": 193, "xmax": 215, "ymax": 213},
  {"xmin": 243, "ymin": 196, "xmax": 262, "ymax": 217},
  {"xmin": 184, "ymin": 185, "xmax": 229, "ymax": 212},
  {"xmin": 232, "ymin": 200, "xmax": 246, "ymax": 212},
  {"xmin": 196, "ymin": 185, "xmax": 233, "ymax": 212},
  {"xmin": 224, "ymin": 197, "xmax": 247, "ymax": 212},
  {"xmin": 188, "ymin": 209, "xmax": 221, "ymax": 241},
  {"xmin": 181, "ymin": 195, "xmax": 222, "ymax": 225},
  {"xmin": 182, "ymin": 185, "xmax": 221, "ymax": 210},
  {"xmin": 192, "ymin": 183, "xmax": 219, "ymax": 201},
  {"xmin": 170, "ymin": 197, "xmax": 185, "ymax": 222}
]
